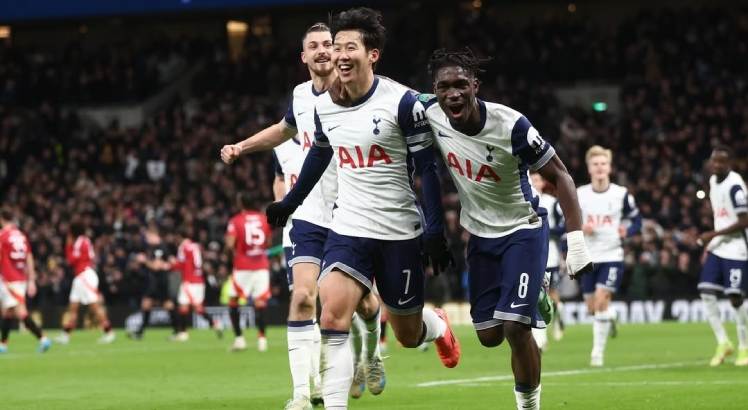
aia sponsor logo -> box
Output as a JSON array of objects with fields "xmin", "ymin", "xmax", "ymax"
[
  {"xmin": 586, "ymin": 214, "xmax": 614, "ymax": 226},
  {"xmin": 446, "ymin": 152, "xmax": 501, "ymax": 183},
  {"xmin": 338, "ymin": 145, "xmax": 392, "ymax": 169}
]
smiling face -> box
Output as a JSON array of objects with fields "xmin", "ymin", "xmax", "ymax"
[
  {"xmin": 332, "ymin": 30, "xmax": 378, "ymax": 85},
  {"xmin": 301, "ymin": 30, "xmax": 334, "ymax": 77},
  {"xmin": 434, "ymin": 65, "xmax": 480, "ymax": 126},
  {"xmin": 587, "ymin": 154, "xmax": 611, "ymax": 182}
]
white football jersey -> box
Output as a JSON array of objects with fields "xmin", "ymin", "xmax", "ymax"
[
  {"xmin": 707, "ymin": 171, "xmax": 748, "ymax": 260},
  {"xmin": 422, "ymin": 98, "xmax": 555, "ymax": 238},
  {"xmin": 313, "ymin": 77, "xmax": 433, "ymax": 240},
  {"xmin": 539, "ymin": 193, "xmax": 561, "ymax": 268},
  {"xmin": 577, "ymin": 183, "xmax": 638, "ymax": 263},
  {"xmin": 273, "ymin": 138, "xmax": 302, "ymax": 247},
  {"xmin": 280, "ymin": 80, "xmax": 338, "ymax": 232}
]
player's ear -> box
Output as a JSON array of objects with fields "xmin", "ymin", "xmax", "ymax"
[
  {"xmin": 473, "ymin": 78, "xmax": 480, "ymax": 94},
  {"xmin": 369, "ymin": 48, "xmax": 380, "ymax": 65},
  {"xmin": 300, "ymin": 50, "xmax": 308, "ymax": 65}
]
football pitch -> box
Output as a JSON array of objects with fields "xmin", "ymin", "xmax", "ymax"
[{"xmin": 2, "ymin": 322, "xmax": 745, "ymax": 409}]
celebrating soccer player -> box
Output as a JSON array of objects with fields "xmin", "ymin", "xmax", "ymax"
[
  {"xmin": 0, "ymin": 208, "xmax": 51, "ymax": 353},
  {"xmin": 697, "ymin": 146, "xmax": 748, "ymax": 367},
  {"xmin": 418, "ymin": 48, "xmax": 593, "ymax": 409},
  {"xmin": 221, "ymin": 22, "xmax": 385, "ymax": 408},
  {"xmin": 265, "ymin": 8, "xmax": 460, "ymax": 409},
  {"xmin": 577, "ymin": 145, "xmax": 641, "ymax": 367},
  {"xmin": 55, "ymin": 221, "xmax": 116, "ymax": 345}
]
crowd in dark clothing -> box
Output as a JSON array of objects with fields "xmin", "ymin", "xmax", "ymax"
[{"xmin": 1, "ymin": 6, "xmax": 747, "ymax": 309}]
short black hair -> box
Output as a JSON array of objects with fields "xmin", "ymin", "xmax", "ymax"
[
  {"xmin": 0, "ymin": 207, "xmax": 13, "ymax": 222},
  {"xmin": 237, "ymin": 192, "xmax": 257, "ymax": 210},
  {"xmin": 428, "ymin": 47, "xmax": 490, "ymax": 80},
  {"xmin": 70, "ymin": 221, "xmax": 85, "ymax": 237},
  {"xmin": 331, "ymin": 7, "xmax": 386, "ymax": 53},
  {"xmin": 713, "ymin": 145, "xmax": 731, "ymax": 157},
  {"xmin": 303, "ymin": 22, "xmax": 330, "ymax": 42}
]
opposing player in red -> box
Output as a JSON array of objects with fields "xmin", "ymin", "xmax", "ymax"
[
  {"xmin": 0, "ymin": 208, "xmax": 51, "ymax": 353},
  {"xmin": 169, "ymin": 226, "xmax": 224, "ymax": 342},
  {"xmin": 55, "ymin": 221, "xmax": 116, "ymax": 345},
  {"xmin": 225, "ymin": 192, "xmax": 273, "ymax": 351}
]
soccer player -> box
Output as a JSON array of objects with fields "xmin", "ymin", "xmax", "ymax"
[
  {"xmin": 55, "ymin": 221, "xmax": 115, "ymax": 345},
  {"xmin": 128, "ymin": 225, "xmax": 178, "ymax": 340},
  {"xmin": 168, "ymin": 226, "xmax": 223, "ymax": 342},
  {"xmin": 225, "ymin": 192, "xmax": 273, "ymax": 352},
  {"xmin": 697, "ymin": 146, "xmax": 748, "ymax": 367},
  {"xmin": 265, "ymin": 8, "xmax": 459, "ymax": 409},
  {"xmin": 0, "ymin": 208, "xmax": 51, "ymax": 353},
  {"xmin": 420, "ymin": 48, "xmax": 592, "ymax": 410},
  {"xmin": 222, "ymin": 23, "xmax": 385, "ymax": 408},
  {"xmin": 531, "ymin": 172, "xmax": 566, "ymax": 347},
  {"xmin": 577, "ymin": 145, "xmax": 641, "ymax": 367}
]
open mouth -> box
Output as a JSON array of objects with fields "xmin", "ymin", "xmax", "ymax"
[
  {"xmin": 337, "ymin": 62, "xmax": 353, "ymax": 75},
  {"xmin": 446, "ymin": 103, "xmax": 464, "ymax": 118}
]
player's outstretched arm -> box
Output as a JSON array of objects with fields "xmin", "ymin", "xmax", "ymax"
[
  {"xmin": 538, "ymin": 155, "xmax": 593, "ymax": 279},
  {"xmin": 220, "ymin": 120, "xmax": 296, "ymax": 164},
  {"xmin": 700, "ymin": 212, "xmax": 748, "ymax": 246}
]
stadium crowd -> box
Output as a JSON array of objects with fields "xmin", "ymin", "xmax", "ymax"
[{"xmin": 1, "ymin": 6, "xmax": 747, "ymax": 310}]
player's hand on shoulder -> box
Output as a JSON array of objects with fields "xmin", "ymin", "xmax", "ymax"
[
  {"xmin": 423, "ymin": 234, "xmax": 454, "ymax": 276},
  {"xmin": 582, "ymin": 223, "xmax": 595, "ymax": 235},
  {"xmin": 220, "ymin": 144, "xmax": 242, "ymax": 164},
  {"xmin": 565, "ymin": 230, "xmax": 593, "ymax": 280},
  {"xmin": 266, "ymin": 201, "xmax": 296, "ymax": 227}
]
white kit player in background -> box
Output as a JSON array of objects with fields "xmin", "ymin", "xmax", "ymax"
[
  {"xmin": 577, "ymin": 145, "xmax": 642, "ymax": 367},
  {"xmin": 696, "ymin": 146, "xmax": 748, "ymax": 367},
  {"xmin": 530, "ymin": 172, "xmax": 566, "ymax": 349},
  {"xmin": 420, "ymin": 47, "xmax": 592, "ymax": 410},
  {"xmin": 221, "ymin": 22, "xmax": 383, "ymax": 410},
  {"xmin": 265, "ymin": 8, "xmax": 459, "ymax": 410}
]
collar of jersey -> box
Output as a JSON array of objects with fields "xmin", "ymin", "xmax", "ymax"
[
  {"xmin": 311, "ymin": 83, "xmax": 325, "ymax": 96},
  {"xmin": 344, "ymin": 77, "xmax": 379, "ymax": 107},
  {"xmin": 453, "ymin": 99, "xmax": 487, "ymax": 137}
]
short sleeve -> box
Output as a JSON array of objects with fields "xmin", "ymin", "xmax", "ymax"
[
  {"xmin": 226, "ymin": 220, "xmax": 236, "ymax": 236},
  {"xmin": 397, "ymin": 91, "xmax": 434, "ymax": 153},
  {"xmin": 622, "ymin": 192, "xmax": 640, "ymax": 218},
  {"xmin": 731, "ymin": 185, "xmax": 748, "ymax": 214},
  {"xmin": 283, "ymin": 95, "xmax": 297, "ymax": 129},
  {"xmin": 313, "ymin": 109, "xmax": 330, "ymax": 148},
  {"xmin": 272, "ymin": 152, "xmax": 284, "ymax": 177},
  {"xmin": 510, "ymin": 116, "xmax": 555, "ymax": 171}
]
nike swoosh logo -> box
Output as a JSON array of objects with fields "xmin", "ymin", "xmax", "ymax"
[
  {"xmin": 510, "ymin": 302, "xmax": 529, "ymax": 308},
  {"xmin": 327, "ymin": 125, "xmax": 341, "ymax": 132},
  {"xmin": 319, "ymin": 367, "xmax": 333, "ymax": 374},
  {"xmin": 398, "ymin": 295, "xmax": 416, "ymax": 305},
  {"xmin": 288, "ymin": 347, "xmax": 300, "ymax": 352},
  {"xmin": 296, "ymin": 111, "xmax": 306, "ymax": 116},
  {"xmin": 437, "ymin": 131, "xmax": 452, "ymax": 138}
]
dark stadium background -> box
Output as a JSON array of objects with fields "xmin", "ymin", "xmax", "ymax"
[{"xmin": 1, "ymin": 0, "xmax": 746, "ymax": 327}]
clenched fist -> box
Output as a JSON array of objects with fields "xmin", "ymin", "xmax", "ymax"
[{"xmin": 220, "ymin": 144, "xmax": 242, "ymax": 164}]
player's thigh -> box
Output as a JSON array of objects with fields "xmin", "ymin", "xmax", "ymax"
[
  {"xmin": 75, "ymin": 269, "xmax": 101, "ymax": 305},
  {"xmin": 698, "ymin": 252, "xmax": 725, "ymax": 293},
  {"xmin": 228, "ymin": 270, "xmax": 252, "ymax": 299},
  {"xmin": 318, "ymin": 269, "xmax": 365, "ymax": 330},
  {"xmin": 1, "ymin": 282, "xmax": 25, "ymax": 310},
  {"xmin": 246, "ymin": 270, "xmax": 271, "ymax": 307},
  {"xmin": 356, "ymin": 291, "xmax": 380, "ymax": 319},
  {"xmin": 465, "ymin": 235, "xmax": 504, "ymax": 332},
  {"xmin": 376, "ymin": 236, "xmax": 425, "ymax": 317},
  {"xmin": 291, "ymin": 262, "xmax": 321, "ymax": 301}
]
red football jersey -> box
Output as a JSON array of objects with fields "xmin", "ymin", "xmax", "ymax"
[
  {"xmin": 0, "ymin": 225, "xmax": 32, "ymax": 282},
  {"xmin": 173, "ymin": 239, "xmax": 203, "ymax": 284},
  {"xmin": 66, "ymin": 235, "xmax": 95, "ymax": 276},
  {"xmin": 226, "ymin": 210, "xmax": 271, "ymax": 270}
]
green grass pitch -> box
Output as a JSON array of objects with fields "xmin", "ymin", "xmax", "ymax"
[{"xmin": 2, "ymin": 322, "xmax": 745, "ymax": 409}]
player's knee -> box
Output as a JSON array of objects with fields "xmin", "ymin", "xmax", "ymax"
[
  {"xmin": 395, "ymin": 330, "xmax": 422, "ymax": 348},
  {"xmin": 503, "ymin": 321, "xmax": 531, "ymax": 345},
  {"xmin": 178, "ymin": 306, "xmax": 190, "ymax": 315},
  {"xmin": 319, "ymin": 309, "xmax": 348, "ymax": 331},
  {"xmin": 291, "ymin": 286, "xmax": 316, "ymax": 311},
  {"xmin": 476, "ymin": 328, "xmax": 504, "ymax": 347}
]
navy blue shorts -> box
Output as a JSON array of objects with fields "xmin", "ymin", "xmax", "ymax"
[
  {"xmin": 581, "ymin": 262, "xmax": 625, "ymax": 295},
  {"xmin": 289, "ymin": 219, "xmax": 328, "ymax": 267},
  {"xmin": 698, "ymin": 252, "xmax": 747, "ymax": 296},
  {"xmin": 467, "ymin": 220, "xmax": 549, "ymax": 330},
  {"xmin": 547, "ymin": 267, "xmax": 561, "ymax": 290},
  {"xmin": 320, "ymin": 230, "xmax": 424, "ymax": 315},
  {"xmin": 283, "ymin": 247, "xmax": 294, "ymax": 291}
]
